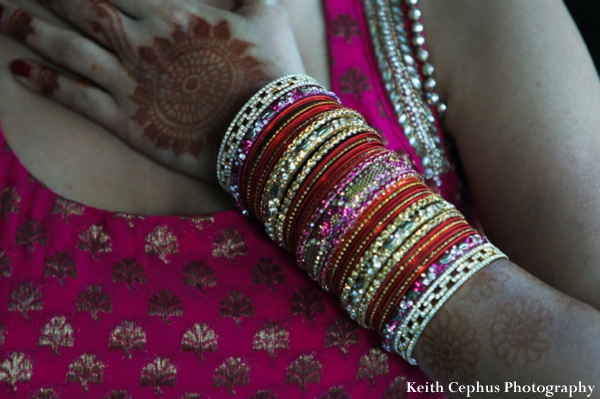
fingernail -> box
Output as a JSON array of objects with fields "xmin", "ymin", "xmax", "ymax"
[{"xmin": 10, "ymin": 60, "xmax": 32, "ymax": 77}]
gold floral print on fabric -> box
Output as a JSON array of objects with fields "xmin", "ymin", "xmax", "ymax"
[
  {"xmin": 8, "ymin": 282, "xmax": 43, "ymax": 319},
  {"xmin": 0, "ymin": 324, "xmax": 5, "ymax": 346},
  {"xmin": 0, "ymin": 250, "xmax": 11, "ymax": 278},
  {"xmin": 285, "ymin": 354, "xmax": 323, "ymax": 391},
  {"xmin": 112, "ymin": 258, "xmax": 147, "ymax": 290},
  {"xmin": 38, "ymin": 316, "xmax": 74, "ymax": 354},
  {"xmin": 145, "ymin": 226, "xmax": 179, "ymax": 263},
  {"xmin": 109, "ymin": 320, "xmax": 147, "ymax": 359},
  {"xmin": 331, "ymin": 14, "xmax": 361, "ymax": 44},
  {"xmin": 319, "ymin": 386, "xmax": 350, "ymax": 399},
  {"xmin": 251, "ymin": 390, "xmax": 276, "ymax": 399},
  {"xmin": 338, "ymin": 68, "xmax": 371, "ymax": 99},
  {"xmin": 1, "ymin": 187, "xmax": 20, "ymax": 220},
  {"xmin": 140, "ymin": 357, "xmax": 177, "ymax": 394},
  {"xmin": 78, "ymin": 225, "xmax": 112, "ymax": 258},
  {"xmin": 383, "ymin": 376, "xmax": 409, "ymax": 399},
  {"xmin": 182, "ymin": 323, "xmax": 218, "ymax": 360},
  {"xmin": 213, "ymin": 357, "xmax": 250, "ymax": 394},
  {"xmin": 219, "ymin": 290, "xmax": 254, "ymax": 325},
  {"xmin": 212, "ymin": 228, "xmax": 247, "ymax": 262},
  {"xmin": 0, "ymin": 352, "xmax": 33, "ymax": 391},
  {"xmin": 104, "ymin": 390, "xmax": 131, "ymax": 399},
  {"xmin": 113, "ymin": 212, "xmax": 145, "ymax": 228},
  {"xmin": 51, "ymin": 198, "xmax": 84, "ymax": 222},
  {"xmin": 180, "ymin": 215, "xmax": 215, "ymax": 231},
  {"xmin": 290, "ymin": 287, "xmax": 325, "ymax": 321},
  {"xmin": 16, "ymin": 218, "xmax": 47, "ymax": 251},
  {"xmin": 325, "ymin": 316, "xmax": 359, "ymax": 354},
  {"xmin": 66, "ymin": 353, "xmax": 105, "ymax": 391},
  {"xmin": 31, "ymin": 388, "xmax": 59, "ymax": 399},
  {"xmin": 253, "ymin": 321, "xmax": 289, "ymax": 357},
  {"xmin": 44, "ymin": 252, "xmax": 77, "ymax": 284},
  {"xmin": 76, "ymin": 286, "xmax": 112, "ymax": 320},
  {"xmin": 148, "ymin": 290, "xmax": 183, "ymax": 324},
  {"xmin": 356, "ymin": 348, "xmax": 389, "ymax": 385},
  {"xmin": 252, "ymin": 258, "xmax": 286, "ymax": 291},
  {"xmin": 182, "ymin": 261, "xmax": 216, "ymax": 293}
]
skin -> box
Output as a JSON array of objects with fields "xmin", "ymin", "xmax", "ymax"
[{"xmin": 1, "ymin": 0, "xmax": 600, "ymax": 395}]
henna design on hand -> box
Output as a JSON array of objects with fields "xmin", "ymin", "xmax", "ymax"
[
  {"xmin": 458, "ymin": 268, "xmax": 510, "ymax": 304},
  {"xmin": 419, "ymin": 309, "xmax": 481, "ymax": 385},
  {"xmin": 490, "ymin": 296, "xmax": 553, "ymax": 367},
  {"xmin": 37, "ymin": 65, "xmax": 60, "ymax": 96},
  {"xmin": 128, "ymin": 17, "xmax": 268, "ymax": 157},
  {"xmin": 7, "ymin": 9, "xmax": 34, "ymax": 42},
  {"xmin": 87, "ymin": 0, "xmax": 136, "ymax": 65}
]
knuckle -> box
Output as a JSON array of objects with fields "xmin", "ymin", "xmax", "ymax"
[{"xmin": 54, "ymin": 33, "xmax": 92, "ymax": 63}]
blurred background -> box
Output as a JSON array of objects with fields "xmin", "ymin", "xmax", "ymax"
[{"xmin": 565, "ymin": 1, "xmax": 600, "ymax": 71}]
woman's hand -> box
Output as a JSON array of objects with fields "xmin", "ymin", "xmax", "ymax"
[{"xmin": 0, "ymin": 0, "xmax": 305, "ymax": 182}]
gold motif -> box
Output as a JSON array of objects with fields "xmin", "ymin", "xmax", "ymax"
[
  {"xmin": 140, "ymin": 357, "xmax": 177, "ymax": 395},
  {"xmin": 16, "ymin": 219, "xmax": 47, "ymax": 251},
  {"xmin": 145, "ymin": 226, "xmax": 179, "ymax": 264},
  {"xmin": 251, "ymin": 258, "xmax": 286, "ymax": 291},
  {"xmin": 51, "ymin": 198, "xmax": 84, "ymax": 222},
  {"xmin": 182, "ymin": 261, "xmax": 216, "ymax": 293},
  {"xmin": 31, "ymin": 388, "xmax": 59, "ymax": 399},
  {"xmin": 180, "ymin": 215, "xmax": 214, "ymax": 231},
  {"xmin": 0, "ymin": 324, "xmax": 5, "ymax": 346},
  {"xmin": 148, "ymin": 290, "xmax": 183, "ymax": 324},
  {"xmin": 383, "ymin": 376, "xmax": 409, "ymax": 399},
  {"xmin": 39, "ymin": 316, "xmax": 74, "ymax": 354},
  {"xmin": 44, "ymin": 252, "xmax": 77, "ymax": 284},
  {"xmin": 113, "ymin": 259, "xmax": 147, "ymax": 290},
  {"xmin": 0, "ymin": 352, "xmax": 32, "ymax": 391},
  {"xmin": 319, "ymin": 386, "xmax": 350, "ymax": 399},
  {"xmin": 219, "ymin": 290, "xmax": 254, "ymax": 325},
  {"xmin": 104, "ymin": 390, "xmax": 131, "ymax": 399},
  {"xmin": 66, "ymin": 353, "xmax": 105, "ymax": 391},
  {"xmin": 183, "ymin": 394, "xmax": 200, "ymax": 399},
  {"xmin": 212, "ymin": 228, "xmax": 247, "ymax": 263},
  {"xmin": 1, "ymin": 187, "xmax": 20, "ymax": 220},
  {"xmin": 0, "ymin": 250, "xmax": 11, "ymax": 277},
  {"xmin": 78, "ymin": 225, "xmax": 112, "ymax": 258},
  {"xmin": 331, "ymin": 14, "xmax": 361, "ymax": 44},
  {"xmin": 290, "ymin": 287, "xmax": 325, "ymax": 321},
  {"xmin": 253, "ymin": 321, "xmax": 289, "ymax": 357},
  {"xmin": 8, "ymin": 282, "xmax": 43, "ymax": 319},
  {"xmin": 285, "ymin": 354, "xmax": 322, "ymax": 391},
  {"xmin": 338, "ymin": 68, "xmax": 371, "ymax": 99},
  {"xmin": 325, "ymin": 317, "xmax": 360, "ymax": 354},
  {"xmin": 251, "ymin": 390, "xmax": 276, "ymax": 399},
  {"xmin": 213, "ymin": 357, "xmax": 250, "ymax": 394},
  {"xmin": 109, "ymin": 320, "xmax": 147, "ymax": 359},
  {"xmin": 77, "ymin": 286, "xmax": 112, "ymax": 320},
  {"xmin": 114, "ymin": 212, "xmax": 145, "ymax": 228},
  {"xmin": 182, "ymin": 323, "xmax": 217, "ymax": 360},
  {"xmin": 356, "ymin": 348, "xmax": 389, "ymax": 385}
]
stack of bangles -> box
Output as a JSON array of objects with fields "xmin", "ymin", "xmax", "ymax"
[{"xmin": 217, "ymin": 75, "xmax": 507, "ymax": 365}]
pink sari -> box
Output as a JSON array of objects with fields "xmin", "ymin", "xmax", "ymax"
[{"xmin": 0, "ymin": 0, "xmax": 463, "ymax": 397}]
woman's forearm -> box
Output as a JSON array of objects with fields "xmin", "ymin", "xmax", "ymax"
[{"xmin": 415, "ymin": 259, "xmax": 600, "ymax": 398}]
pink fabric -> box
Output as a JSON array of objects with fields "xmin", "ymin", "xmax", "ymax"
[{"xmin": 0, "ymin": 1, "xmax": 463, "ymax": 397}]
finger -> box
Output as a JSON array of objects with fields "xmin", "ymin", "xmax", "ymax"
[
  {"xmin": 38, "ymin": 0, "xmax": 138, "ymax": 64},
  {"xmin": 236, "ymin": 0, "xmax": 283, "ymax": 20},
  {"xmin": 0, "ymin": 2, "xmax": 126, "ymax": 91},
  {"xmin": 10, "ymin": 59, "xmax": 120, "ymax": 130}
]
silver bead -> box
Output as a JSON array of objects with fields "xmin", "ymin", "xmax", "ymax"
[
  {"xmin": 409, "ymin": 9, "xmax": 422, "ymax": 20},
  {"xmin": 422, "ymin": 63, "xmax": 434, "ymax": 76},
  {"xmin": 412, "ymin": 35, "xmax": 425, "ymax": 46},
  {"xmin": 406, "ymin": 0, "xmax": 418, "ymax": 5},
  {"xmin": 425, "ymin": 77, "xmax": 437, "ymax": 90},
  {"xmin": 437, "ymin": 102, "xmax": 447, "ymax": 116},
  {"xmin": 411, "ymin": 77, "xmax": 423, "ymax": 89},
  {"xmin": 413, "ymin": 23, "xmax": 424, "ymax": 33},
  {"xmin": 417, "ymin": 49, "xmax": 429, "ymax": 62},
  {"xmin": 403, "ymin": 54, "xmax": 415, "ymax": 65}
]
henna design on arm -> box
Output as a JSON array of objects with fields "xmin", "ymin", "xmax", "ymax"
[
  {"xmin": 419, "ymin": 309, "xmax": 481, "ymax": 386},
  {"xmin": 128, "ymin": 17, "xmax": 268, "ymax": 157},
  {"xmin": 458, "ymin": 268, "xmax": 510, "ymax": 304},
  {"xmin": 37, "ymin": 65, "xmax": 60, "ymax": 96},
  {"xmin": 490, "ymin": 296, "xmax": 553, "ymax": 367},
  {"xmin": 7, "ymin": 9, "xmax": 34, "ymax": 42}
]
